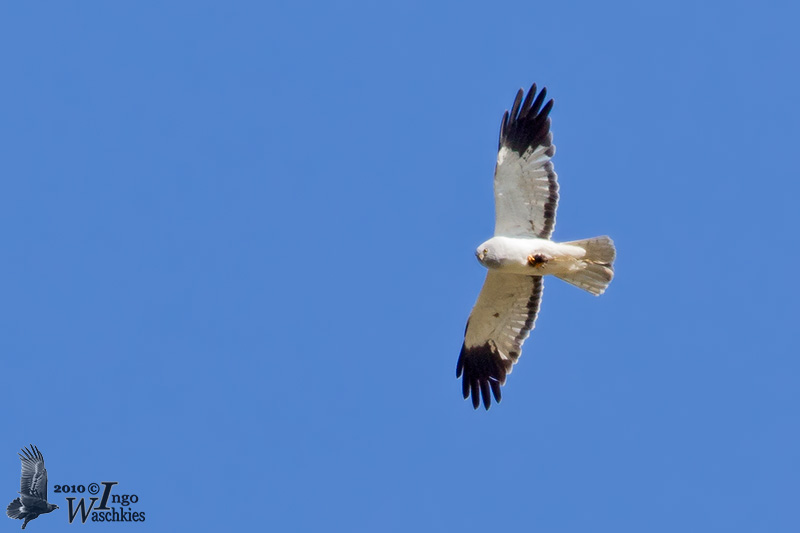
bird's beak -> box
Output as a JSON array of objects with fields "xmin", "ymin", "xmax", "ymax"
[{"xmin": 476, "ymin": 250, "xmax": 484, "ymax": 261}]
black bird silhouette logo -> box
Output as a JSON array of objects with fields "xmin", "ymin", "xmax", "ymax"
[{"xmin": 6, "ymin": 445, "xmax": 58, "ymax": 529}]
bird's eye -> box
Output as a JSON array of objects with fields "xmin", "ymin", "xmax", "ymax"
[{"xmin": 483, "ymin": 249, "xmax": 488, "ymax": 255}]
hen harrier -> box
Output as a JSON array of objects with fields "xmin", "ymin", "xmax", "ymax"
[
  {"xmin": 457, "ymin": 84, "xmax": 616, "ymax": 409},
  {"xmin": 6, "ymin": 445, "xmax": 58, "ymax": 529}
]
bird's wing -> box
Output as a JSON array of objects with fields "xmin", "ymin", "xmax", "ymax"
[
  {"xmin": 19, "ymin": 445, "xmax": 48, "ymax": 501},
  {"xmin": 457, "ymin": 272, "xmax": 543, "ymax": 409},
  {"xmin": 494, "ymin": 83, "xmax": 559, "ymax": 239}
]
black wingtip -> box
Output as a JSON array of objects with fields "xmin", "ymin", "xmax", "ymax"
[
  {"xmin": 456, "ymin": 342, "xmax": 510, "ymax": 410},
  {"xmin": 519, "ymin": 83, "xmax": 537, "ymax": 118},
  {"xmin": 498, "ymin": 83, "xmax": 554, "ymax": 155},
  {"xmin": 498, "ymin": 110, "xmax": 510, "ymax": 150},
  {"xmin": 490, "ymin": 380, "xmax": 502, "ymax": 403},
  {"xmin": 480, "ymin": 381, "xmax": 491, "ymax": 410},
  {"xmin": 19, "ymin": 445, "xmax": 44, "ymax": 466},
  {"xmin": 509, "ymin": 89, "xmax": 524, "ymax": 122}
]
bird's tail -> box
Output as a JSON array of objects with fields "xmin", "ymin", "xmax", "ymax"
[
  {"xmin": 556, "ymin": 236, "xmax": 615, "ymax": 296},
  {"xmin": 6, "ymin": 497, "xmax": 22, "ymax": 519}
]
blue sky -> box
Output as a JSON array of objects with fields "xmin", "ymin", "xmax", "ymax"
[{"xmin": 1, "ymin": 1, "xmax": 798, "ymax": 531}]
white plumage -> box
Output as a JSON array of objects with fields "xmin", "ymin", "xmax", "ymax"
[{"xmin": 457, "ymin": 84, "xmax": 616, "ymax": 409}]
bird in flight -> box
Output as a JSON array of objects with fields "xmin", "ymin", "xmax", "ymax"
[
  {"xmin": 457, "ymin": 83, "xmax": 616, "ymax": 409},
  {"xmin": 6, "ymin": 445, "xmax": 59, "ymax": 529}
]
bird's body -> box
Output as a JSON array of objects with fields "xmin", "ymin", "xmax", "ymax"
[
  {"xmin": 457, "ymin": 83, "xmax": 616, "ymax": 409},
  {"xmin": 476, "ymin": 235, "xmax": 587, "ymax": 277}
]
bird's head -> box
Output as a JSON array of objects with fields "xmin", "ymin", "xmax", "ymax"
[
  {"xmin": 475, "ymin": 241, "xmax": 502, "ymax": 268},
  {"xmin": 49, "ymin": 503, "xmax": 59, "ymax": 511}
]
